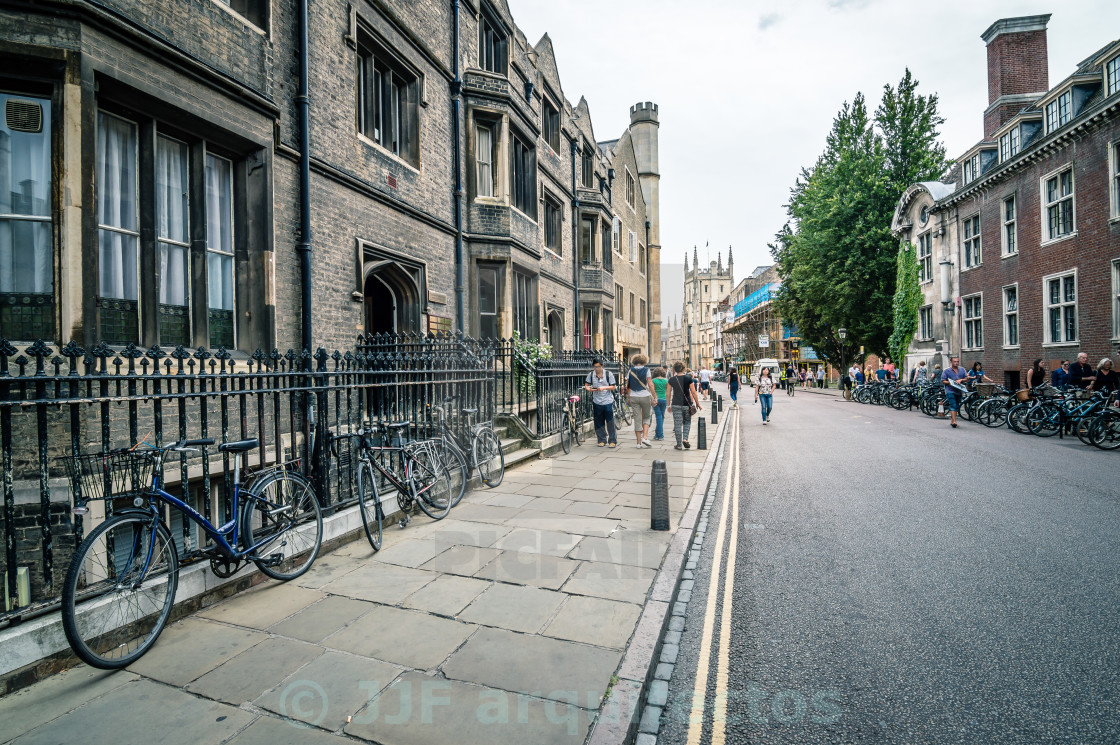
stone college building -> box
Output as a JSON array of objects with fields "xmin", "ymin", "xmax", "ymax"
[{"xmin": 0, "ymin": 0, "xmax": 662, "ymax": 359}]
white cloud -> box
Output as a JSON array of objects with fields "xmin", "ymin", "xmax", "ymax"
[{"xmin": 510, "ymin": 0, "xmax": 1120, "ymax": 322}]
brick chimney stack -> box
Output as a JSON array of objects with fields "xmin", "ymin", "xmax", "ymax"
[{"xmin": 981, "ymin": 15, "xmax": 1050, "ymax": 139}]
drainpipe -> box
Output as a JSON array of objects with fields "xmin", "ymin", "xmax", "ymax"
[
  {"xmin": 570, "ymin": 139, "xmax": 581, "ymax": 347},
  {"xmin": 296, "ymin": 0, "xmax": 312, "ymax": 352},
  {"xmin": 644, "ymin": 219, "xmax": 652, "ymax": 356},
  {"xmin": 452, "ymin": 0, "xmax": 465, "ymax": 333}
]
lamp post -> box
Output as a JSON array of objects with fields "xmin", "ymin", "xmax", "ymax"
[{"xmin": 838, "ymin": 327, "xmax": 848, "ymax": 400}]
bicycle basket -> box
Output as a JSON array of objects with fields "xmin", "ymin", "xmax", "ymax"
[
  {"xmin": 63, "ymin": 449, "xmax": 157, "ymax": 502},
  {"xmin": 976, "ymin": 383, "xmax": 996, "ymax": 397}
]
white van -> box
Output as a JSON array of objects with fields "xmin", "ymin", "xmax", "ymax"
[{"xmin": 751, "ymin": 358, "xmax": 782, "ymax": 386}]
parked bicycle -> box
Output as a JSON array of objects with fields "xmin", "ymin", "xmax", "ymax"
[
  {"xmin": 431, "ymin": 395, "xmax": 505, "ymax": 497},
  {"xmin": 558, "ymin": 394, "xmax": 585, "ymax": 454},
  {"xmin": 61, "ymin": 437, "xmax": 322, "ymax": 669},
  {"xmin": 613, "ymin": 389, "xmax": 633, "ymax": 428}
]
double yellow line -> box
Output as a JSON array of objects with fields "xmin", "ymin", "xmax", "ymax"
[{"xmin": 686, "ymin": 408, "xmax": 741, "ymax": 745}]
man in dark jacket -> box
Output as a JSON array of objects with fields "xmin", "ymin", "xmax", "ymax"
[{"xmin": 1069, "ymin": 352, "xmax": 1096, "ymax": 390}]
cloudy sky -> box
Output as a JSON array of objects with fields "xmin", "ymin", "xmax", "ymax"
[{"xmin": 511, "ymin": 0, "xmax": 1120, "ymax": 323}]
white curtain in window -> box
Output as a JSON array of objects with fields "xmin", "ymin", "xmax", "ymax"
[
  {"xmin": 205, "ymin": 154, "xmax": 234, "ymax": 311},
  {"xmin": 157, "ymin": 137, "xmax": 189, "ymax": 307},
  {"xmin": 0, "ymin": 94, "xmax": 52, "ymax": 294},
  {"xmin": 205, "ymin": 154, "xmax": 232, "ymax": 254},
  {"xmin": 97, "ymin": 112, "xmax": 138, "ymax": 300}
]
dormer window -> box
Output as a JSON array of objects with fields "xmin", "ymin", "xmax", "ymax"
[
  {"xmin": 1107, "ymin": 56, "xmax": 1120, "ymax": 97},
  {"xmin": 963, "ymin": 153, "xmax": 981, "ymax": 184},
  {"xmin": 478, "ymin": 5, "xmax": 508, "ymax": 75},
  {"xmin": 999, "ymin": 127, "xmax": 1020, "ymax": 162},
  {"xmin": 1045, "ymin": 90, "xmax": 1072, "ymax": 133}
]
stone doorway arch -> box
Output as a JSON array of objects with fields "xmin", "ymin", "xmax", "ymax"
[
  {"xmin": 364, "ymin": 260, "xmax": 421, "ymax": 335},
  {"xmin": 547, "ymin": 310, "xmax": 564, "ymax": 354}
]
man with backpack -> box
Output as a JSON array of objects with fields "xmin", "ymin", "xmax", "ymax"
[{"xmin": 585, "ymin": 359, "xmax": 618, "ymax": 448}]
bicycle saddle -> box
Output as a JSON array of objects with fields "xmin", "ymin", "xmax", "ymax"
[
  {"xmin": 386, "ymin": 421, "xmax": 411, "ymax": 430},
  {"xmin": 461, "ymin": 408, "xmax": 478, "ymax": 415},
  {"xmin": 219, "ymin": 439, "xmax": 259, "ymax": 453}
]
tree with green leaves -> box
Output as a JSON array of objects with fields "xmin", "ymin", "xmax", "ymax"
[
  {"xmin": 888, "ymin": 241, "xmax": 922, "ymax": 367},
  {"xmin": 772, "ymin": 70, "xmax": 948, "ymax": 366}
]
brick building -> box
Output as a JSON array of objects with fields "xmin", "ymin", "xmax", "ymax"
[
  {"xmin": 0, "ymin": 0, "xmax": 660, "ymax": 357},
  {"xmin": 892, "ymin": 15, "xmax": 1120, "ymax": 386}
]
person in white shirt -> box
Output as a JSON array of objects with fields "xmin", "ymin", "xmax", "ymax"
[{"xmin": 698, "ymin": 368, "xmax": 712, "ymax": 399}]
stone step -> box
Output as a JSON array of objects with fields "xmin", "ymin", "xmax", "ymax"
[
  {"xmin": 499, "ymin": 437, "xmax": 522, "ymax": 456},
  {"xmin": 502, "ymin": 445, "xmax": 540, "ymax": 469}
]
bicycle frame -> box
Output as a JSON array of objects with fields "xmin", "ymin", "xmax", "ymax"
[{"xmin": 356, "ymin": 434, "xmax": 440, "ymax": 503}]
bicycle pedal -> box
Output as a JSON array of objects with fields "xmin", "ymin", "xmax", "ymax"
[{"xmin": 261, "ymin": 553, "xmax": 284, "ymax": 567}]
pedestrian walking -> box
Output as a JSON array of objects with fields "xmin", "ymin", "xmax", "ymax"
[
  {"xmin": 756, "ymin": 366, "xmax": 776, "ymax": 424},
  {"xmin": 584, "ymin": 359, "xmax": 617, "ymax": 448},
  {"xmin": 652, "ymin": 367, "xmax": 668, "ymax": 440},
  {"xmin": 626, "ymin": 354, "xmax": 656, "ymax": 449},
  {"xmin": 728, "ymin": 366, "xmax": 741, "ymax": 408},
  {"xmin": 698, "ymin": 367, "xmax": 712, "ymax": 400},
  {"xmin": 667, "ymin": 362, "xmax": 699, "ymax": 450},
  {"xmin": 817, "ymin": 366, "xmax": 825, "ymax": 389},
  {"xmin": 911, "ymin": 360, "xmax": 928, "ymax": 383},
  {"xmin": 941, "ymin": 356, "xmax": 968, "ymax": 428}
]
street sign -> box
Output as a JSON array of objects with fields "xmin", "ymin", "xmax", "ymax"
[{"xmin": 758, "ymin": 335, "xmax": 769, "ymax": 348}]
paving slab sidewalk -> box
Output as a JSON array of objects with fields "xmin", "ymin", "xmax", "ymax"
[{"xmin": 0, "ymin": 412, "xmax": 722, "ymax": 745}]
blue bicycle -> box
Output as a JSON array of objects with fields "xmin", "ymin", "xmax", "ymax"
[{"xmin": 60, "ymin": 438, "xmax": 322, "ymax": 669}]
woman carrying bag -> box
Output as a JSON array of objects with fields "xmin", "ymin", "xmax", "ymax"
[
  {"xmin": 626, "ymin": 354, "xmax": 657, "ymax": 449},
  {"xmin": 666, "ymin": 361, "xmax": 700, "ymax": 450},
  {"xmin": 755, "ymin": 366, "xmax": 776, "ymax": 424}
]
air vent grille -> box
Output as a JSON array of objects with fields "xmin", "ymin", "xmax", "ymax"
[{"xmin": 5, "ymin": 99, "xmax": 43, "ymax": 133}]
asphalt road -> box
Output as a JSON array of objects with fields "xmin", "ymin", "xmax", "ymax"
[{"xmin": 660, "ymin": 389, "xmax": 1120, "ymax": 744}]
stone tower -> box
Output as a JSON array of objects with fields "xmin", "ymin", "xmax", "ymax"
[
  {"xmin": 682, "ymin": 245, "xmax": 734, "ymax": 369},
  {"xmin": 629, "ymin": 101, "xmax": 661, "ymax": 359}
]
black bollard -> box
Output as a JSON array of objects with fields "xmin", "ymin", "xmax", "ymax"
[
  {"xmin": 711, "ymin": 398, "xmax": 718, "ymax": 425},
  {"xmin": 651, "ymin": 460, "xmax": 670, "ymax": 530},
  {"xmin": 697, "ymin": 417, "xmax": 707, "ymax": 450},
  {"xmin": 718, "ymin": 395, "xmax": 724, "ymax": 412}
]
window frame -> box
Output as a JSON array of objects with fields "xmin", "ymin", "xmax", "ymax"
[
  {"xmin": 1045, "ymin": 90, "xmax": 1072, "ymax": 133},
  {"xmin": 639, "ymin": 242, "xmax": 646, "ymax": 276},
  {"xmin": 1108, "ymin": 55, "xmax": 1120, "ymax": 97},
  {"xmin": 542, "ymin": 98, "xmax": 560, "ymax": 154},
  {"xmin": 1001, "ymin": 194, "xmax": 1017, "ymax": 257},
  {"xmin": 962, "ymin": 213, "xmax": 981, "ymax": 270},
  {"xmin": 474, "ymin": 121, "xmax": 496, "ymax": 198},
  {"xmin": 580, "ymin": 215, "xmax": 596, "ymax": 265},
  {"xmin": 512, "ymin": 268, "xmax": 538, "ymax": 342},
  {"xmin": 1110, "ymin": 138, "xmax": 1120, "ymax": 221},
  {"xmin": 1, "ymin": 89, "xmax": 55, "ymax": 341},
  {"xmin": 615, "ymin": 283, "xmax": 623, "ymax": 321},
  {"xmin": 962, "ymin": 293, "xmax": 983, "ymax": 351},
  {"xmin": 625, "ymin": 167, "xmax": 636, "ymax": 210},
  {"xmin": 477, "ymin": 3, "xmax": 509, "ymax": 76},
  {"xmin": 629, "ymin": 292, "xmax": 635, "ymax": 325},
  {"xmin": 611, "ymin": 217, "xmax": 621, "ymax": 255},
  {"xmin": 96, "ymin": 109, "xmax": 141, "ymax": 345},
  {"xmin": 1113, "ymin": 259, "xmax": 1120, "ymax": 341},
  {"xmin": 581, "ymin": 146, "xmax": 593, "ymax": 189},
  {"xmin": 213, "ymin": 0, "xmax": 269, "ymax": 33},
  {"xmin": 628, "ymin": 230, "xmax": 637, "ymax": 263},
  {"xmin": 543, "ymin": 191, "xmax": 562, "ymax": 254},
  {"xmin": 356, "ymin": 28, "xmax": 421, "ymax": 168},
  {"xmin": 1040, "ymin": 165, "xmax": 1076, "ymax": 245},
  {"xmin": 1002, "ymin": 284, "xmax": 1019, "ymax": 349},
  {"xmin": 962, "ymin": 153, "xmax": 980, "ymax": 184},
  {"xmin": 1042, "ymin": 269, "xmax": 1078, "ymax": 346},
  {"xmin": 918, "ymin": 305, "xmax": 933, "ymax": 341},
  {"xmin": 509, "ymin": 130, "xmax": 537, "ymax": 220},
  {"xmin": 640, "ymin": 298, "xmax": 647, "ymax": 328},
  {"xmin": 917, "ymin": 232, "xmax": 933, "ymax": 283},
  {"xmin": 999, "ymin": 126, "xmax": 1020, "ymax": 162}
]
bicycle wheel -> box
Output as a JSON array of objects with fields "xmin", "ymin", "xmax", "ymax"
[
  {"xmin": 977, "ymin": 400, "xmax": 1006, "ymax": 428},
  {"xmin": 560, "ymin": 416, "xmax": 573, "ymax": 454},
  {"xmin": 474, "ymin": 427, "xmax": 505, "ymax": 488},
  {"xmin": 429, "ymin": 439, "xmax": 468, "ymax": 507},
  {"xmin": 408, "ymin": 446, "xmax": 452, "ymax": 520},
  {"xmin": 357, "ymin": 460, "xmax": 383, "ymax": 551},
  {"xmin": 616, "ymin": 399, "xmax": 632, "ymax": 428},
  {"xmin": 241, "ymin": 470, "xmax": 322, "ymax": 580},
  {"xmin": 574, "ymin": 412, "xmax": 585, "ymax": 445},
  {"xmin": 1090, "ymin": 414, "xmax": 1120, "ymax": 450},
  {"xmin": 1026, "ymin": 403, "xmax": 1061, "ymax": 437},
  {"xmin": 62, "ymin": 512, "xmax": 179, "ymax": 669},
  {"xmin": 1006, "ymin": 403, "xmax": 1032, "ymax": 433}
]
